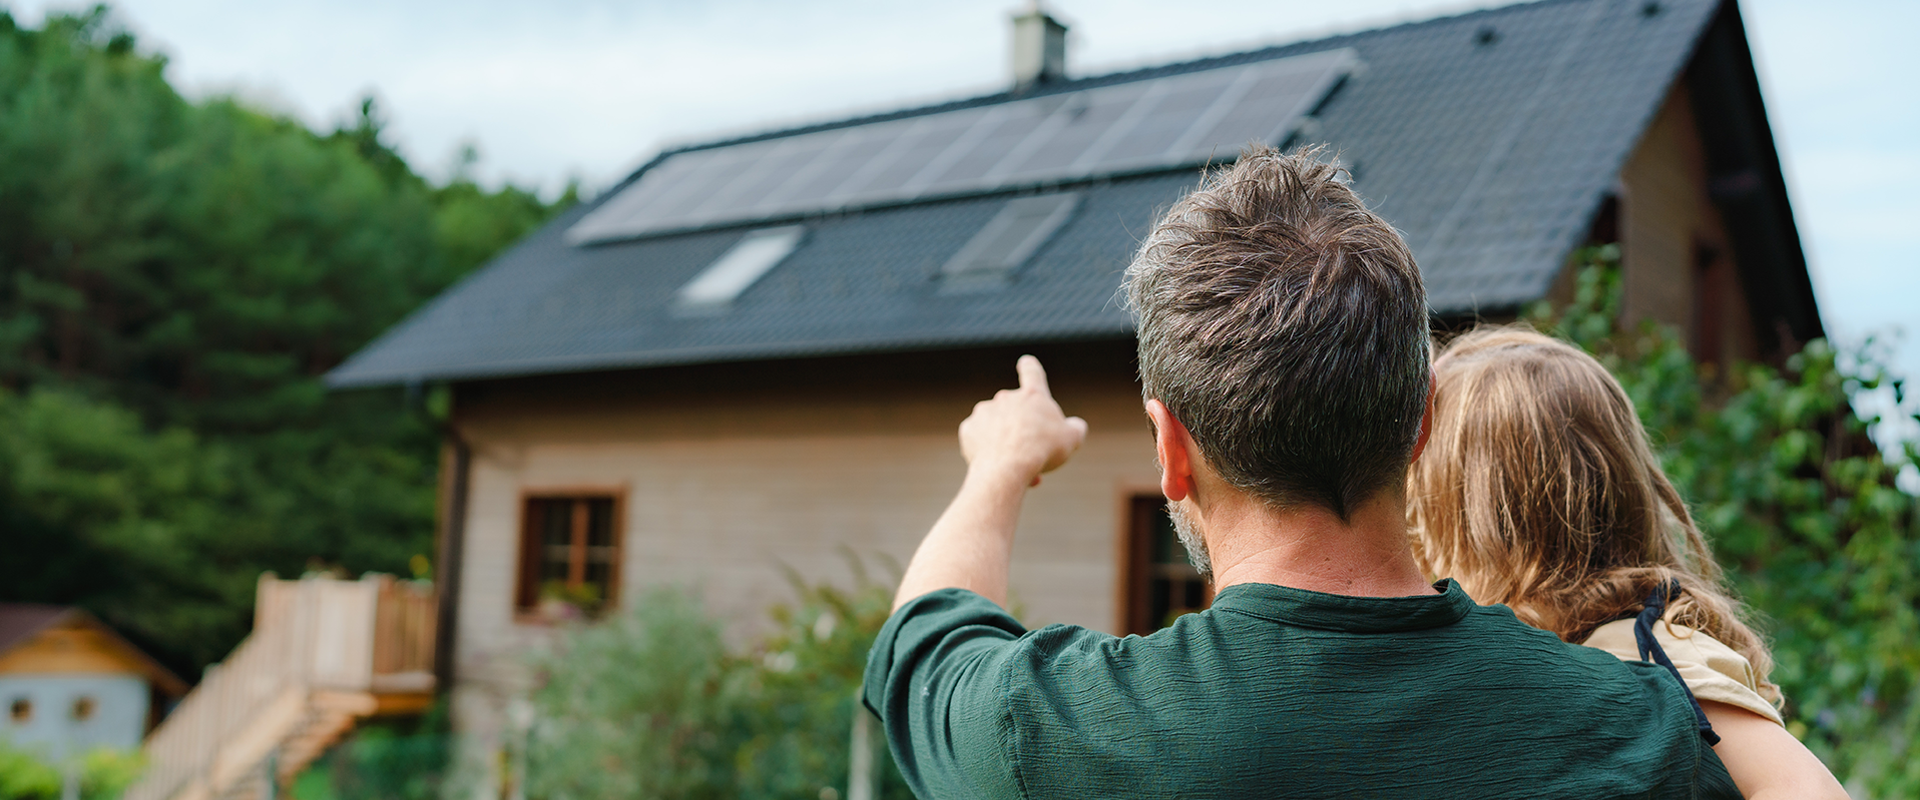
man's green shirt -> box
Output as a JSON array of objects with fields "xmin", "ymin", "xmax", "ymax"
[{"xmin": 862, "ymin": 580, "xmax": 1738, "ymax": 799}]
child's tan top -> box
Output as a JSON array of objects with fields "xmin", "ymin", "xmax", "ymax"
[{"xmin": 1583, "ymin": 618, "xmax": 1784, "ymax": 726}]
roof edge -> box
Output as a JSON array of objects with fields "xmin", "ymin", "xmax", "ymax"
[{"xmin": 327, "ymin": 327, "xmax": 1140, "ymax": 389}]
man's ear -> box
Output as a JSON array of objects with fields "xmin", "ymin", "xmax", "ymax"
[
  {"xmin": 1145, "ymin": 399, "xmax": 1196, "ymax": 502},
  {"xmin": 1409, "ymin": 372, "xmax": 1437, "ymax": 464}
]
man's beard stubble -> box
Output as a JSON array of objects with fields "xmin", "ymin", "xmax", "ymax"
[{"xmin": 1167, "ymin": 502, "xmax": 1212, "ymax": 579}]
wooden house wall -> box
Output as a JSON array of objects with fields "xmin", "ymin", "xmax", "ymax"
[
  {"xmin": 1619, "ymin": 82, "xmax": 1762, "ymax": 365},
  {"xmin": 443, "ymin": 344, "xmax": 1156, "ymax": 679}
]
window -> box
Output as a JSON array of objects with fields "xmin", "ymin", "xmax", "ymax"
[
  {"xmin": 1122, "ymin": 495, "xmax": 1212, "ymax": 635},
  {"xmin": 675, "ymin": 226, "xmax": 805, "ymax": 312},
  {"xmin": 516, "ymin": 494, "xmax": 622, "ymax": 619},
  {"xmin": 941, "ymin": 192, "xmax": 1079, "ymax": 291},
  {"xmin": 71, "ymin": 696, "xmax": 95, "ymax": 721},
  {"xmin": 8, "ymin": 698, "xmax": 28, "ymax": 724}
]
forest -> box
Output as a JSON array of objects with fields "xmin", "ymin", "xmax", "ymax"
[{"xmin": 0, "ymin": 7, "xmax": 570, "ymax": 676}]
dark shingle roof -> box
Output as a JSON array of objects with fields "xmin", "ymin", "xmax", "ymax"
[
  {"xmin": 0, "ymin": 604, "xmax": 70, "ymax": 653},
  {"xmin": 330, "ymin": 0, "xmax": 1722, "ymax": 388}
]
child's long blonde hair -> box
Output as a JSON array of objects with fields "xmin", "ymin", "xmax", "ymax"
[{"xmin": 1408, "ymin": 327, "xmax": 1777, "ymax": 701}]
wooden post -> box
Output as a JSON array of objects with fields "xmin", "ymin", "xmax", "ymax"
[
  {"xmin": 848, "ymin": 692, "xmax": 874, "ymax": 800},
  {"xmin": 262, "ymin": 747, "xmax": 278, "ymax": 800}
]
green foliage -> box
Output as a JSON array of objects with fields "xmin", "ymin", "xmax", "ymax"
[
  {"xmin": 0, "ymin": 740, "xmax": 141, "ymax": 800},
  {"xmin": 289, "ymin": 702, "xmax": 451, "ymax": 800},
  {"xmin": 0, "ymin": 744, "xmax": 56, "ymax": 800},
  {"xmin": 529, "ymin": 589, "xmax": 741, "ymax": 799},
  {"xmin": 1528, "ymin": 246, "xmax": 1920, "ymax": 795},
  {"xmin": 0, "ymin": 8, "xmax": 569, "ymax": 674},
  {"xmin": 0, "ymin": 387, "xmax": 251, "ymax": 666},
  {"xmin": 527, "ymin": 571, "xmax": 912, "ymax": 800},
  {"xmin": 729, "ymin": 568, "xmax": 910, "ymax": 800}
]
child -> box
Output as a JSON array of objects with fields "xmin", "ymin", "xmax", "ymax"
[{"xmin": 1407, "ymin": 328, "xmax": 1846, "ymax": 799}]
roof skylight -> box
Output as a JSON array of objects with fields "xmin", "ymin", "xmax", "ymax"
[
  {"xmin": 942, "ymin": 192, "xmax": 1080, "ymax": 291},
  {"xmin": 675, "ymin": 226, "xmax": 805, "ymax": 312}
]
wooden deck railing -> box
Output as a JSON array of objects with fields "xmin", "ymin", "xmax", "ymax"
[
  {"xmin": 125, "ymin": 574, "xmax": 436, "ymax": 800},
  {"xmin": 370, "ymin": 579, "xmax": 436, "ymax": 691}
]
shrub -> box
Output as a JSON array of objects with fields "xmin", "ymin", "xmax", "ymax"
[
  {"xmin": 288, "ymin": 701, "xmax": 450, "ymax": 800},
  {"xmin": 0, "ymin": 741, "xmax": 141, "ymax": 800},
  {"xmin": 525, "ymin": 565, "xmax": 912, "ymax": 800}
]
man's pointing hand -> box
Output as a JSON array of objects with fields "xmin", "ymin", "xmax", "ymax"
[{"xmin": 959, "ymin": 355, "xmax": 1089, "ymax": 487}]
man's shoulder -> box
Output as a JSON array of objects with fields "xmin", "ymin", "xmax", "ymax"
[
  {"xmin": 998, "ymin": 600, "xmax": 1642, "ymax": 686},
  {"xmin": 1454, "ymin": 602, "xmax": 1642, "ymax": 667}
]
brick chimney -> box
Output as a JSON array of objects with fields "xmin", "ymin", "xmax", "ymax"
[{"xmin": 1011, "ymin": 3, "xmax": 1067, "ymax": 91}]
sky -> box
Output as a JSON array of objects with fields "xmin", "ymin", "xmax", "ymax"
[{"xmin": 8, "ymin": 0, "xmax": 1918, "ymax": 389}]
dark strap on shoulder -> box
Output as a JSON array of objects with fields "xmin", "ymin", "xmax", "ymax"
[{"xmin": 1635, "ymin": 579, "xmax": 1721, "ymax": 746}]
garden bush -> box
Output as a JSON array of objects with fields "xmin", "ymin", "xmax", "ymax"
[
  {"xmin": 526, "ymin": 563, "xmax": 912, "ymax": 800},
  {"xmin": 0, "ymin": 741, "xmax": 140, "ymax": 800}
]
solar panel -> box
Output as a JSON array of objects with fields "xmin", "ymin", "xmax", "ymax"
[
  {"xmin": 697, "ymin": 136, "xmax": 833, "ymax": 217},
  {"xmin": 568, "ymin": 47, "xmax": 1357, "ymax": 244},
  {"xmin": 1182, "ymin": 59, "xmax": 1344, "ymax": 159},
  {"xmin": 922, "ymin": 102, "xmax": 1052, "ymax": 191},
  {"xmin": 996, "ymin": 83, "xmax": 1147, "ymax": 178},
  {"xmin": 758, "ymin": 127, "xmax": 874, "ymax": 207},
  {"xmin": 842, "ymin": 113, "xmax": 979, "ymax": 199}
]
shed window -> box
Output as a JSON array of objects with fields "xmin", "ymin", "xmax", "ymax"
[
  {"xmin": 516, "ymin": 494, "xmax": 622, "ymax": 619},
  {"xmin": 1122, "ymin": 495, "xmax": 1212, "ymax": 634},
  {"xmin": 8, "ymin": 698, "xmax": 28, "ymax": 724},
  {"xmin": 71, "ymin": 696, "xmax": 95, "ymax": 721},
  {"xmin": 676, "ymin": 226, "xmax": 805, "ymax": 312},
  {"xmin": 941, "ymin": 192, "xmax": 1079, "ymax": 290}
]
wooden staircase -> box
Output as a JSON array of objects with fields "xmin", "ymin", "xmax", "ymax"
[{"xmin": 125, "ymin": 575, "xmax": 437, "ymax": 800}]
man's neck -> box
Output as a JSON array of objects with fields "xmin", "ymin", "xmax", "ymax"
[{"xmin": 1203, "ymin": 490, "xmax": 1436, "ymax": 598}]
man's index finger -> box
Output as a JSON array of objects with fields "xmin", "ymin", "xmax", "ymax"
[{"xmin": 1016, "ymin": 355, "xmax": 1049, "ymax": 395}]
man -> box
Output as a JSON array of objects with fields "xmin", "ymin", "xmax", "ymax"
[{"xmin": 861, "ymin": 146, "xmax": 1738, "ymax": 798}]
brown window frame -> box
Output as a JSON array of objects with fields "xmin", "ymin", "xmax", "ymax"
[
  {"xmin": 515, "ymin": 489, "xmax": 625, "ymax": 621},
  {"xmin": 1691, "ymin": 239, "xmax": 1728, "ymax": 366},
  {"xmin": 1118, "ymin": 492, "xmax": 1213, "ymax": 635}
]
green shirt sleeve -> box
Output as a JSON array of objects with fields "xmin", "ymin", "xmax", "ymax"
[{"xmin": 863, "ymin": 588, "xmax": 1029, "ymax": 800}]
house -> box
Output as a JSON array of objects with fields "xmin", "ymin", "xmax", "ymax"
[
  {"xmin": 326, "ymin": 0, "xmax": 1821, "ymax": 783},
  {"xmin": 0, "ymin": 605, "xmax": 188, "ymax": 759}
]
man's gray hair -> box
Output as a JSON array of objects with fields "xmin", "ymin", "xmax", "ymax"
[{"xmin": 1124, "ymin": 145, "xmax": 1430, "ymax": 519}]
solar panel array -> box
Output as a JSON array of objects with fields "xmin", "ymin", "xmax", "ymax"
[{"xmin": 568, "ymin": 47, "xmax": 1358, "ymax": 245}]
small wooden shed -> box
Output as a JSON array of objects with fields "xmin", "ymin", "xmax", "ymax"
[{"xmin": 0, "ymin": 605, "xmax": 188, "ymax": 757}]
